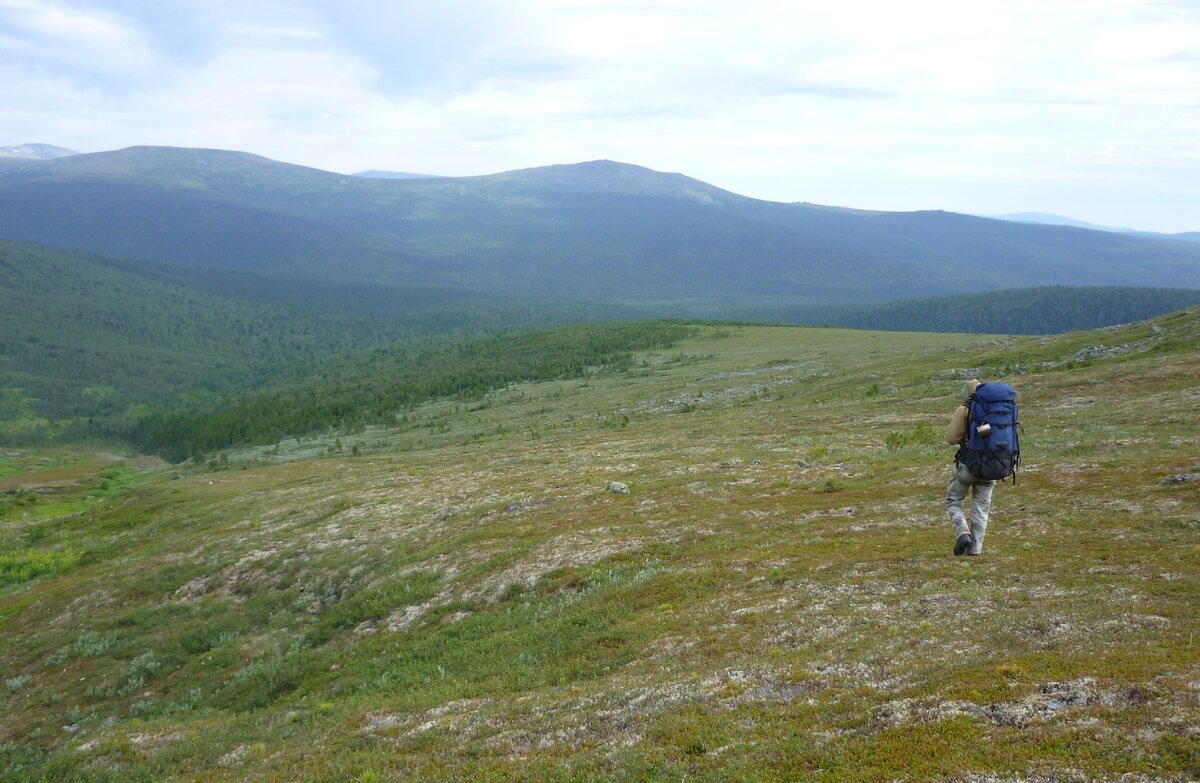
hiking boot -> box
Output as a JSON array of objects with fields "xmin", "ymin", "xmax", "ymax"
[{"xmin": 954, "ymin": 533, "xmax": 974, "ymax": 556}]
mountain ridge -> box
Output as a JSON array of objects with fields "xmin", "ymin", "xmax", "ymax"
[
  {"xmin": 0, "ymin": 142, "xmax": 78, "ymax": 160},
  {"xmin": 353, "ymin": 170, "xmax": 443, "ymax": 179},
  {"xmin": 1, "ymin": 145, "xmax": 1199, "ymax": 306},
  {"xmin": 993, "ymin": 211, "xmax": 1199, "ymax": 244}
]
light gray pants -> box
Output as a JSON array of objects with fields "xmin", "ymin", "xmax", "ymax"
[{"xmin": 946, "ymin": 463, "xmax": 995, "ymax": 554}]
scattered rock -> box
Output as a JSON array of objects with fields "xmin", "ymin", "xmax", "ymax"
[
  {"xmin": 217, "ymin": 745, "xmax": 249, "ymax": 767},
  {"xmin": 361, "ymin": 711, "xmax": 406, "ymax": 733},
  {"xmin": 876, "ymin": 677, "xmax": 1148, "ymax": 731},
  {"xmin": 466, "ymin": 529, "xmax": 643, "ymax": 601},
  {"xmin": 607, "ymin": 481, "xmax": 630, "ymax": 494},
  {"xmin": 1073, "ymin": 344, "xmax": 1128, "ymax": 360},
  {"xmin": 637, "ymin": 377, "xmax": 800, "ymax": 413},
  {"xmin": 387, "ymin": 603, "xmax": 432, "ymax": 632},
  {"xmin": 946, "ymin": 772, "xmax": 1160, "ymax": 783},
  {"xmin": 172, "ymin": 575, "xmax": 211, "ymax": 603},
  {"xmin": 1161, "ymin": 473, "xmax": 1200, "ymax": 484},
  {"xmin": 128, "ymin": 732, "xmax": 182, "ymax": 753}
]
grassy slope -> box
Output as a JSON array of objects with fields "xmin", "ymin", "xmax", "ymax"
[{"xmin": 1, "ymin": 313, "xmax": 1198, "ymax": 782}]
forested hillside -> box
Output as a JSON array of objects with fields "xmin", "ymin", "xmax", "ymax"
[
  {"xmin": 0, "ymin": 242, "xmax": 407, "ymax": 440},
  {"xmin": 2, "ymin": 147, "xmax": 1199, "ymax": 305},
  {"xmin": 132, "ymin": 322, "xmax": 696, "ymax": 461},
  {"xmin": 776, "ymin": 286, "xmax": 1200, "ymax": 334},
  {"xmin": 4, "ymin": 237, "xmax": 1198, "ymax": 453},
  {"xmin": 0, "ymin": 240, "xmax": 677, "ymax": 445}
]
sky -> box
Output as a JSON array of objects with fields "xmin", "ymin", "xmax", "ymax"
[{"xmin": 2, "ymin": 0, "xmax": 1199, "ymax": 232}]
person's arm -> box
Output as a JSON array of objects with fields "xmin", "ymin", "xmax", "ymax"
[{"xmin": 945, "ymin": 405, "xmax": 968, "ymax": 445}]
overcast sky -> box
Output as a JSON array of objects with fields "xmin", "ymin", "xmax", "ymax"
[{"xmin": 2, "ymin": 0, "xmax": 1198, "ymax": 232}]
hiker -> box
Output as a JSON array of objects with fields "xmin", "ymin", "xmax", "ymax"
[{"xmin": 944, "ymin": 379, "xmax": 1020, "ymax": 556}]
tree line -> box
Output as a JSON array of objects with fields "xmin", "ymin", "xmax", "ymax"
[
  {"xmin": 777, "ymin": 286, "xmax": 1200, "ymax": 334},
  {"xmin": 132, "ymin": 321, "xmax": 695, "ymax": 461}
]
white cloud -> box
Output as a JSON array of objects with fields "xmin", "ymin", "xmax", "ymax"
[
  {"xmin": 0, "ymin": 0, "xmax": 1197, "ymax": 230},
  {"xmin": 0, "ymin": 0, "xmax": 157, "ymax": 76}
]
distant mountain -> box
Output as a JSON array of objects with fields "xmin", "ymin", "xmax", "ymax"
[
  {"xmin": 992, "ymin": 212, "xmax": 1132, "ymax": 232},
  {"xmin": 994, "ymin": 212, "xmax": 1199, "ymax": 245},
  {"xmin": 0, "ymin": 143, "xmax": 78, "ymax": 160},
  {"xmin": 353, "ymin": 170, "xmax": 442, "ymax": 179},
  {"xmin": 1, "ymin": 145, "xmax": 1199, "ymax": 307}
]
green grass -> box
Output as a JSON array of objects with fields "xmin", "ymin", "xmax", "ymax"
[
  {"xmin": 0, "ymin": 315, "xmax": 1198, "ymax": 781},
  {"xmin": 0, "ymin": 547, "xmax": 82, "ymax": 588}
]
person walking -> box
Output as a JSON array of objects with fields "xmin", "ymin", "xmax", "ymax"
[{"xmin": 945, "ymin": 379, "xmax": 995, "ymax": 556}]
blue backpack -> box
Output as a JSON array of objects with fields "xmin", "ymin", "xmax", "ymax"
[{"xmin": 960, "ymin": 382, "xmax": 1020, "ymax": 482}]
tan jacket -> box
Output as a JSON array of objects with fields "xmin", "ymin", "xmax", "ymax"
[{"xmin": 944, "ymin": 379, "xmax": 980, "ymax": 446}]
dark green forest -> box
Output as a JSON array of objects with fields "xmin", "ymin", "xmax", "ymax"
[
  {"xmin": 784, "ymin": 286, "xmax": 1200, "ymax": 334},
  {"xmin": 0, "ymin": 241, "xmax": 401, "ymax": 431},
  {"xmin": 0, "ymin": 240, "xmax": 638, "ymax": 441},
  {"xmin": 132, "ymin": 321, "xmax": 696, "ymax": 461}
]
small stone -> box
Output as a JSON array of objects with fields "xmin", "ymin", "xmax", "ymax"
[
  {"xmin": 607, "ymin": 481, "xmax": 630, "ymax": 494},
  {"xmin": 795, "ymin": 459, "xmax": 812, "ymax": 468}
]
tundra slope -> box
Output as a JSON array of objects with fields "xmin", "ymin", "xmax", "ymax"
[{"xmin": 1, "ymin": 312, "xmax": 1198, "ymax": 782}]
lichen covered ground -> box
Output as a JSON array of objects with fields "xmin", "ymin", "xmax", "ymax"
[{"xmin": 2, "ymin": 314, "xmax": 1198, "ymax": 781}]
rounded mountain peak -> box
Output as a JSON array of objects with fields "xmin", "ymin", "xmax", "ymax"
[{"xmin": 469, "ymin": 160, "xmax": 740, "ymax": 204}]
